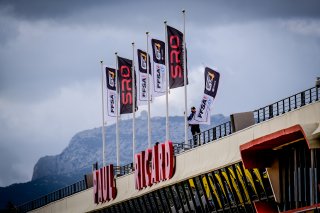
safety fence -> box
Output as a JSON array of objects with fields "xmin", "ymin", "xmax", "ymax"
[
  {"xmin": 254, "ymin": 87, "xmax": 319, "ymax": 123},
  {"xmin": 18, "ymin": 179, "xmax": 86, "ymax": 212},
  {"xmin": 114, "ymin": 163, "xmax": 134, "ymax": 176}
]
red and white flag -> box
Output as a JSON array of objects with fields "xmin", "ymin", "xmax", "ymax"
[
  {"xmin": 117, "ymin": 56, "xmax": 137, "ymax": 114},
  {"xmin": 166, "ymin": 25, "xmax": 188, "ymax": 89}
]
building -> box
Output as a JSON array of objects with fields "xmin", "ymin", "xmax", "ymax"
[{"xmin": 19, "ymin": 86, "xmax": 320, "ymax": 213}]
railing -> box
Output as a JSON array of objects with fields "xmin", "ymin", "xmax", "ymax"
[
  {"xmin": 18, "ymin": 86, "xmax": 319, "ymax": 212},
  {"xmin": 254, "ymin": 87, "xmax": 319, "ymax": 123},
  {"xmin": 18, "ymin": 179, "xmax": 86, "ymax": 213},
  {"xmin": 118, "ymin": 86, "xmax": 318, "ymax": 171},
  {"xmin": 173, "ymin": 121, "xmax": 232, "ymax": 154},
  {"xmin": 114, "ymin": 163, "xmax": 134, "ymax": 176}
]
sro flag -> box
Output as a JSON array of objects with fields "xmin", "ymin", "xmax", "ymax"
[
  {"xmin": 117, "ymin": 56, "xmax": 137, "ymax": 114},
  {"xmin": 151, "ymin": 39, "xmax": 166, "ymax": 97},
  {"xmin": 104, "ymin": 67, "xmax": 118, "ymax": 120},
  {"xmin": 167, "ymin": 25, "xmax": 188, "ymax": 89},
  {"xmin": 192, "ymin": 67, "xmax": 220, "ymax": 125},
  {"xmin": 137, "ymin": 49, "xmax": 152, "ymax": 105}
]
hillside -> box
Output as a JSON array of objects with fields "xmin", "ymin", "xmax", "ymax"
[{"xmin": 0, "ymin": 113, "xmax": 228, "ymax": 209}]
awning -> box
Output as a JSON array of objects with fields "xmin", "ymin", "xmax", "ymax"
[{"xmin": 240, "ymin": 124, "xmax": 309, "ymax": 169}]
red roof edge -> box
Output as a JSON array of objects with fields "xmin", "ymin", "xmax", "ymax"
[{"xmin": 240, "ymin": 125, "xmax": 309, "ymax": 169}]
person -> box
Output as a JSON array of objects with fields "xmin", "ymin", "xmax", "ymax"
[{"xmin": 188, "ymin": 106, "xmax": 201, "ymax": 146}]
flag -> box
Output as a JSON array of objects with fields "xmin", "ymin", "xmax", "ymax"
[
  {"xmin": 103, "ymin": 67, "xmax": 118, "ymax": 120},
  {"xmin": 166, "ymin": 25, "xmax": 188, "ymax": 89},
  {"xmin": 190, "ymin": 67, "xmax": 220, "ymax": 125},
  {"xmin": 117, "ymin": 56, "xmax": 137, "ymax": 114},
  {"xmin": 137, "ymin": 49, "xmax": 152, "ymax": 105},
  {"xmin": 151, "ymin": 39, "xmax": 166, "ymax": 97}
]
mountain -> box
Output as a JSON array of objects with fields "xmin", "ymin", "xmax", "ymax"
[
  {"xmin": 0, "ymin": 173, "xmax": 81, "ymax": 210},
  {"xmin": 32, "ymin": 112, "xmax": 228, "ymax": 180},
  {"xmin": 0, "ymin": 113, "xmax": 228, "ymax": 209}
]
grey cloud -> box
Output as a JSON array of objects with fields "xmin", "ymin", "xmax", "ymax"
[
  {"xmin": 0, "ymin": 0, "xmax": 319, "ymax": 106},
  {"xmin": 1, "ymin": 0, "xmax": 319, "ymax": 23},
  {"xmin": 0, "ymin": 0, "xmax": 119, "ymax": 20},
  {"xmin": 0, "ymin": 0, "xmax": 319, "ymax": 187},
  {"xmin": 0, "ymin": 8, "xmax": 20, "ymax": 46}
]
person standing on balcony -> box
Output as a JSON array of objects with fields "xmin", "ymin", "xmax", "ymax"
[{"xmin": 188, "ymin": 106, "xmax": 201, "ymax": 146}]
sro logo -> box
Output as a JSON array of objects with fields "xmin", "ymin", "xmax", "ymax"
[
  {"xmin": 120, "ymin": 65, "xmax": 132, "ymax": 105},
  {"xmin": 169, "ymin": 35, "xmax": 182, "ymax": 79}
]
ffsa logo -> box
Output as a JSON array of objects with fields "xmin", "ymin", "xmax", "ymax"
[
  {"xmin": 154, "ymin": 43, "xmax": 162, "ymax": 61},
  {"xmin": 109, "ymin": 94, "xmax": 115, "ymax": 113},
  {"xmin": 156, "ymin": 64, "xmax": 164, "ymax": 89},
  {"xmin": 197, "ymin": 96, "xmax": 208, "ymax": 119},
  {"xmin": 141, "ymin": 76, "xmax": 147, "ymax": 98},
  {"xmin": 197, "ymin": 96, "xmax": 212, "ymax": 119},
  {"xmin": 206, "ymin": 72, "xmax": 215, "ymax": 92}
]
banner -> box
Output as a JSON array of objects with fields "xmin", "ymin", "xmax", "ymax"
[
  {"xmin": 167, "ymin": 25, "xmax": 188, "ymax": 89},
  {"xmin": 151, "ymin": 39, "xmax": 166, "ymax": 96},
  {"xmin": 117, "ymin": 56, "xmax": 137, "ymax": 114},
  {"xmin": 191, "ymin": 67, "xmax": 220, "ymax": 125},
  {"xmin": 103, "ymin": 67, "xmax": 118, "ymax": 120},
  {"xmin": 137, "ymin": 49, "xmax": 152, "ymax": 105}
]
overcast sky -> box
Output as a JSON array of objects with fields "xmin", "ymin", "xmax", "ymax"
[{"xmin": 0, "ymin": 0, "xmax": 319, "ymax": 187}]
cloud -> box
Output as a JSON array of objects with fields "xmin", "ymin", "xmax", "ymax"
[
  {"xmin": 187, "ymin": 18, "xmax": 320, "ymax": 113},
  {"xmin": 0, "ymin": 16, "xmax": 137, "ymax": 103},
  {"xmin": 0, "ymin": 0, "xmax": 319, "ymax": 186},
  {"xmin": 0, "ymin": 80, "xmax": 101, "ymax": 186},
  {"xmin": 0, "ymin": 0, "xmax": 119, "ymax": 20},
  {"xmin": 1, "ymin": 0, "xmax": 320, "ymax": 31},
  {"xmin": 280, "ymin": 18, "xmax": 320, "ymax": 37},
  {"xmin": 0, "ymin": 8, "xmax": 20, "ymax": 46}
]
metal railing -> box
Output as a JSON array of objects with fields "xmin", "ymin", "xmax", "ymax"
[
  {"xmin": 119, "ymin": 86, "xmax": 319, "ymax": 172},
  {"xmin": 254, "ymin": 87, "xmax": 319, "ymax": 123},
  {"xmin": 114, "ymin": 163, "xmax": 134, "ymax": 176},
  {"xmin": 173, "ymin": 121, "xmax": 232, "ymax": 154},
  {"xmin": 18, "ymin": 86, "xmax": 319, "ymax": 212},
  {"xmin": 18, "ymin": 179, "xmax": 86, "ymax": 213}
]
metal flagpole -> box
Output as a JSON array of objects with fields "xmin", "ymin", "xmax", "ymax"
[
  {"xmin": 182, "ymin": 10, "xmax": 188, "ymax": 145},
  {"xmin": 164, "ymin": 21, "xmax": 170, "ymax": 142},
  {"xmin": 132, "ymin": 42, "xmax": 136, "ymax": 163},
  {"xmin": 115, "ymin": 52, "xmax": 120, "ymax": 167},
  {"xmin": 146, "ymin": 32, "xmax": 152, "ymax": 148},
  {"xmin": 100, "ymin": 61, "xmax": 106, "ymax": 167}
]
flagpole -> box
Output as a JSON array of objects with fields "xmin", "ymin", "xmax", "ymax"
[
  {"xmin": 146, "ymin": 32, "xmax": 152, "ymax": 148},
  {"xmin": 164, "ymin": 21, "xmax": 170, "ymax": 142},
  {"xmin": 100, "ymin": 61, "xmax": 106, "ymax": 167},
  {"xmin": 182, "ymin": 10, "xmax": 188, "ymax": 146},
  {"xmin": 115, "ymin": 52, "xmax": 120, "ymax": 167},
  {"xmin": 132, "ymin": 42, "xmax": 136, "ymax": 163}
]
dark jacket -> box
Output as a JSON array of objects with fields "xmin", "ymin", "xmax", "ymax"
[
  {"xmin": 188, "ymin": 112, "xmax": 200, "ymax": 132},
  {"xmin": 188, "ymin": 112, "xmax": 195, "ymax": 121}
]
